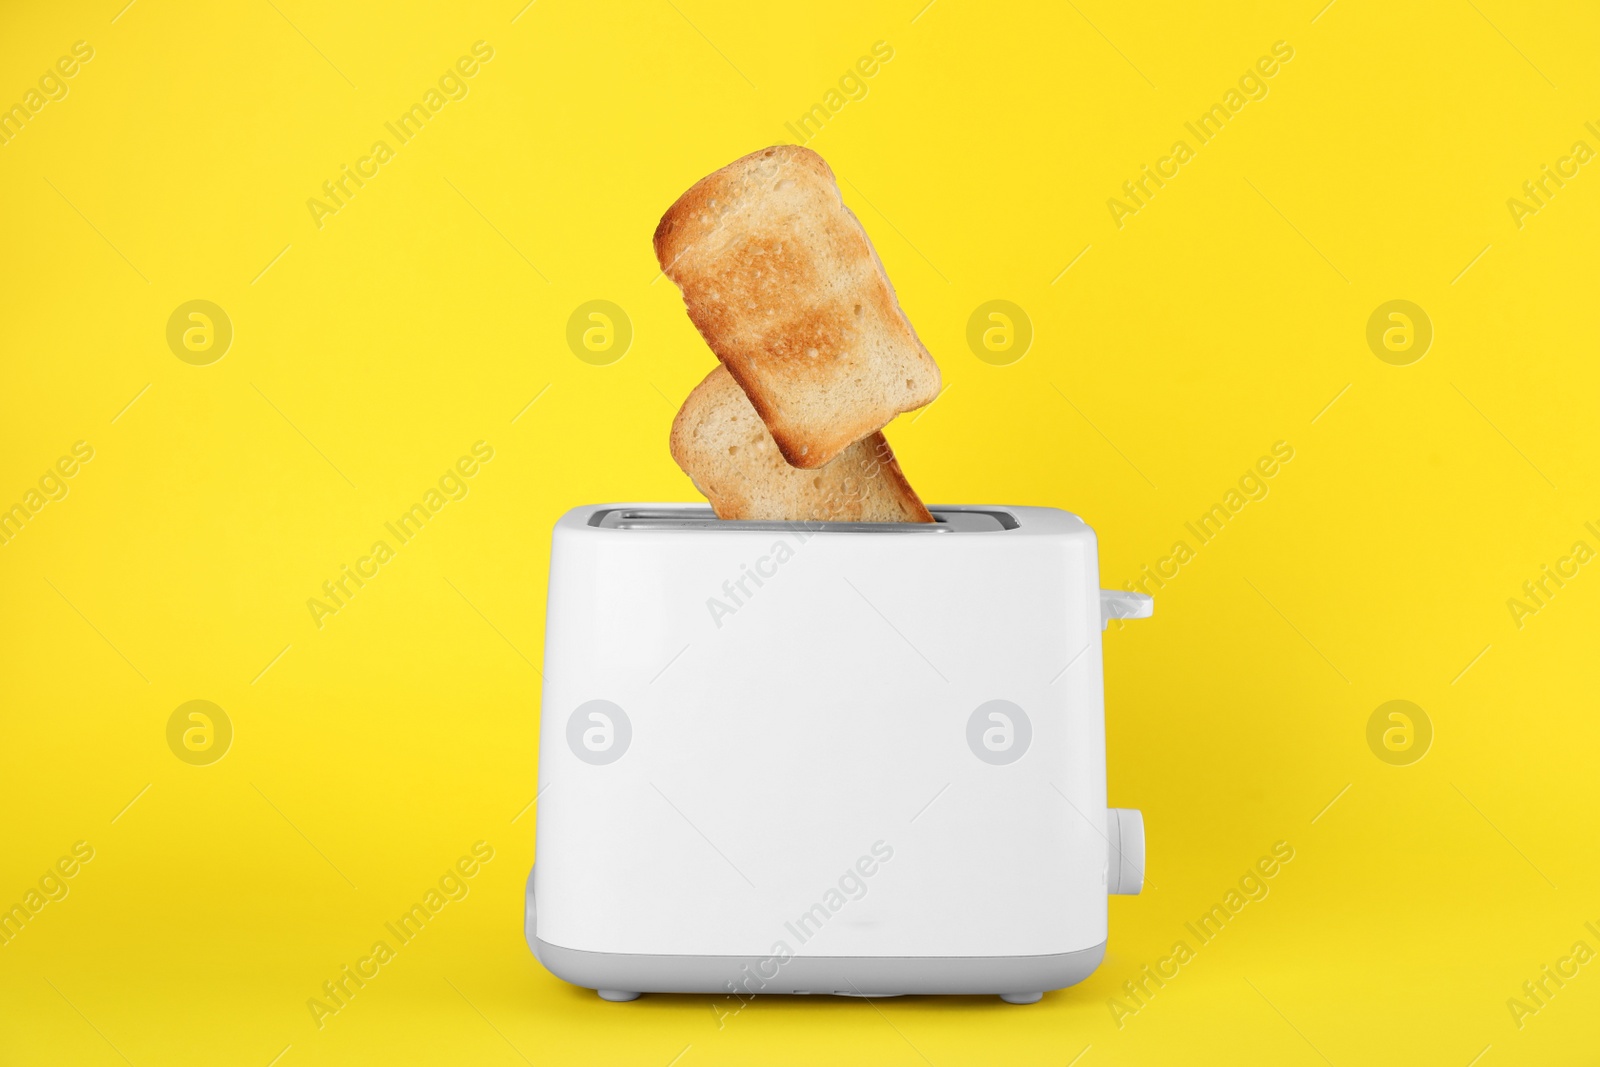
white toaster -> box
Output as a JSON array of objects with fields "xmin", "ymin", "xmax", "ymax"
[{"xmin": 524, "ymin": 504, "xmax": 1150, "ymax": 1004}]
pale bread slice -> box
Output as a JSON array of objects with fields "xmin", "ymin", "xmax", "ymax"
[
  {"xmin": 670, "ymin": 365, "xmax": 933, "ymax": 523},
  {"xmin": 654, "ymin": 145, "xmax": 941, "ymax": 470}
]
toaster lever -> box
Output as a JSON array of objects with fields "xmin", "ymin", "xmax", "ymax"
[{"xmin": 1100, "ymin": 590, "xmax": 1153, "ymax": 630}]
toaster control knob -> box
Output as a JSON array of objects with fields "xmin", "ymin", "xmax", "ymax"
[{"xmin": 1106, "ymin": 808, "xmax": 1145, "ymax": 895}]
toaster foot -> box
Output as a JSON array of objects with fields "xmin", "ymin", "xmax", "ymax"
[
  {"xmin": 999, "ymin": 992, "xmax": 1043, "ymax": 1004},
  {"xmin": 597, "ymin": 989, "xmax": 641, "ymax": 1002}
]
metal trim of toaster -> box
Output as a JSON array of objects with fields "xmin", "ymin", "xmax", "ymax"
[
  {"xmin": 525, "ymin": 868, "xmax": 1105, "ymax": 996},
  {"xmin": 588, "ymin": 505, "xmax": 1020, "ymax": 533}
]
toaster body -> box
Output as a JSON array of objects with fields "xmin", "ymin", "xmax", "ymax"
[{"xmin": 527, "ymin": 504, "xmax": 1148, "ymax": 1002}]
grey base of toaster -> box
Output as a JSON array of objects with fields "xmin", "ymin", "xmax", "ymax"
[{"xmin": 526, "ymin": 868, "xmax": 1105, "ymax": 998}]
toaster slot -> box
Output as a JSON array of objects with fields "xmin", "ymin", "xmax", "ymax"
[{"xmin": 590, "ymin": 507, "xmax": 1018, "ymax": 532}]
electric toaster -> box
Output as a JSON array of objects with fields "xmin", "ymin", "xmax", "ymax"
[{"xmin": 524, "ymin": 503, "xmax": 1150, "ymax": 1003}]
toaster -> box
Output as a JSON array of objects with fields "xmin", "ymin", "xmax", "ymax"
[{"xmin": 524, "ymin": 504, "xmax": 1150, "ymax": 1004}]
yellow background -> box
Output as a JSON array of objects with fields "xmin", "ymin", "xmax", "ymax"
[{"xmin": 2, "ymin": 0, "xmax": 1597, "ymax": 1063}]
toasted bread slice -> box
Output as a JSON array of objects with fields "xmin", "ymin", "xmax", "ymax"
[
  {"xmin": 654, "ymin": 145, "xmax": 941, "ymax": 470},
  {"xmin": 670, "ymin": 365, "xmax": 933, "ymax": 523}
]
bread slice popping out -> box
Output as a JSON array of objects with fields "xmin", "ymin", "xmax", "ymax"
[
  {"xmin": 654, "ymin": 145, "xmax": 941, "ymax": 470},
  {"xmin": 671, "ymin": 365, "xmax": 933, "ymax": 524}
]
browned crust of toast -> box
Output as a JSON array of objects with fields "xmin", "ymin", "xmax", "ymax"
[
  {"xmin": 669, "ymin": 364, "xmax": 933, "ymax": 523},
  {"xmin": 652, "ymin": 146, "xmax": 835, "ymax": 275},
  {"xmin": 654, "ymin": 145, "xmax": 941, "ymax": 469},
  {"xmin": 861, "ymin": 439, "xmax": 935, "ymax": 524}
]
